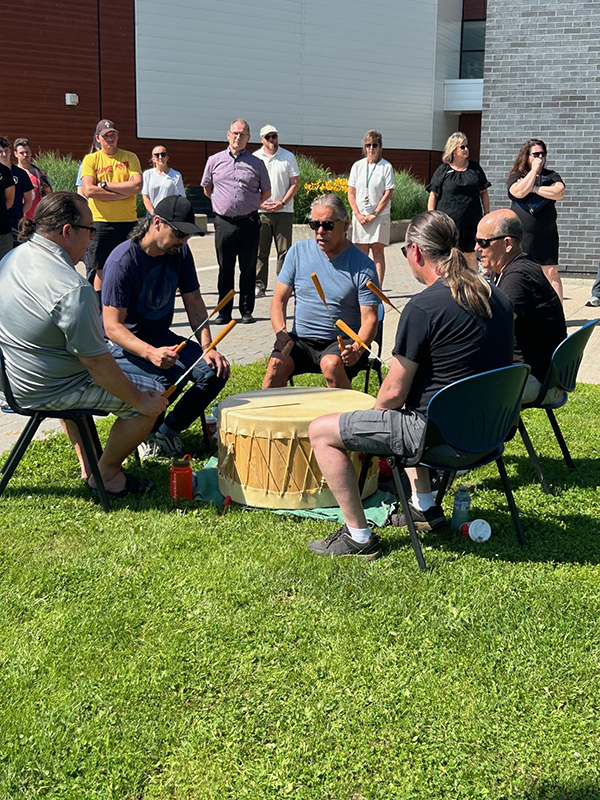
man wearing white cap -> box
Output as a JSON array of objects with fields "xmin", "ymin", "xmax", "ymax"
[
  {"xmin": 253, "ymin": 125, "xmax": 300, "ymax": 297},
  {"xmin": 81, "ymin": 119, "xmax": 142, "ymax": 291}
]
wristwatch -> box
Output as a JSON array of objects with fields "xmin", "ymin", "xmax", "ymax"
[{"xmin": 100, "ymin": 181, "xmax": 108, "ymax": 190}]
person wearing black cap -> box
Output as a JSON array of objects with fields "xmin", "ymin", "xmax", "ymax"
[
  {"xmin": 102, "ymin": 195, "xmax": 230, "ymax": 459},
  {"xmin": 81, "ymin": 119, "xmax": 142, "ymax": 291}
]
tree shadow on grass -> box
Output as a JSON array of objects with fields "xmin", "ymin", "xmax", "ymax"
[{"xmin": 523, "ymin": 779, "xmax": 600, "ymax": 800}]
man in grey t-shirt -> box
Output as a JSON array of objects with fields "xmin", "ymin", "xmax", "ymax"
[
  {"xmin": 262, "ymin": 194, "xmax": 380, "ymax": 390},
  {"xmin": 0, "ymin": 192, "xmax": 168, "ymax": 499}
]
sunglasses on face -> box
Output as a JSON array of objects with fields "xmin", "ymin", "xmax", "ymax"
[
  {"xmin": 475, "ymin": 235, "xmax": 507, "ymax": 249},
  {"xmin": 264, "ymin": 134, "xmax": 278, "ymax": 141},
  {"xmin": 401, "ymin": 242, "xmax": 413, "ymax": 258},
  {"xmin": 459, "ymin": 144, "xmax": 469, "ymax": 150},
  {"xmin": 153, "ymin": 152, "xmax": 168, "ymax": 158},
  {"xmin": 72, "ymin": 224, "xmax": 96, "ymax": 237},
  {"xmin": 530, "ymin": 152, "xmax": 546, "ymax": 158},
  {"xmin": 365, "ymin": 143, "xmax": 380, "ymax": 149},
  {"xmin": 308, "ymin": 219, "xmax": 337, "ymax": 231},
  {"xmin": 161, "ymin": 219, "xmax": 189, "ymax": 239}
]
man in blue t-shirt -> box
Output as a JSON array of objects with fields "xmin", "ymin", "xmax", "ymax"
[
  {"xmin": 102, "ymin": 196, "xmax": 230, "ymax": 459},
  {"xmin": 262, "ymin": 194, "xmax": 380, "ymax": 389}
]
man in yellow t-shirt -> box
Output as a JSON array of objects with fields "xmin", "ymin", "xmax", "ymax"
[{"xmin": 81, "ymin": 119, "xmax": 142, "ymax": 291}]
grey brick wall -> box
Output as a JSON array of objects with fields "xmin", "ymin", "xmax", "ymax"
[{"xmin": 480, "ymin": 0, "xmax": 600, "ymax": 274}]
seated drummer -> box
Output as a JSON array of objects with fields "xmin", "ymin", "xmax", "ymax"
[{"xmin": 262, "ymin": 193, "xmax": 380, "ymax": 390}]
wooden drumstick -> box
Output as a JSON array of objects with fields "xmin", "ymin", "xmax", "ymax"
[
  {"xmin": 174, "ymin": 289, "xmax": 236, "ymax": 354},
  {"xmin": 164, "ymin": 320, "xmax": 236, "ymax": 398},
  {"xmin": 366, "ymin": 281, "xmax": 401, "ymax": 314},
  {"xmin": 310, "ymin": 272, "xmax": 346, "ymax": 352},
  {"xmin": 335, "ymin": 319, "xmax": 385, "ymax": 364}
]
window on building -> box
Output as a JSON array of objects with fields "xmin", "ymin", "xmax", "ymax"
[{"xmin": 460, "ymin": 19, "xmax": 485, "ymax": 79}]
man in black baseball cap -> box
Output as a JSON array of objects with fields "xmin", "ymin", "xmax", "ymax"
[{"xmin": 101, "ymin": 196, "xmax": 229, "ymax": 459}]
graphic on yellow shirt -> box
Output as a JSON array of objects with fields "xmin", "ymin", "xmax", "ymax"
[{"xmin": 81, "ymin": 148, "xmax": 142, "ymax": 222}]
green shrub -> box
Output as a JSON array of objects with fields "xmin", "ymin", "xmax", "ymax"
[
  {"xmin": 35, "ymin": 151, "xmax": 79, "ymax": 193},
  {"xmin": 390, "ymin": 170, "xmax": 429, "ymax": 221},
  {"xmin": 294, "ymin": 155, "xmax": 332, "ymax": 223}
]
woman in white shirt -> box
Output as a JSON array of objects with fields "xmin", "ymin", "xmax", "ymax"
[
  {"xmin": 347, "ymin": 130, "xmax": 395, "ymax": 285},
  {"xmin": 142, "ymin": 145, "xmax": 186, "ymax": 214}
]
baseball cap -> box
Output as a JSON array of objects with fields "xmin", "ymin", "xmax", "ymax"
[
  {"xmin": 260, "ymin": 124, "xmax": 278, "ymax": 138},
  {"xmin": 154, "ymin": 195, "xmax": 204, "ymax": 236},
  {"xmin": 95, "ymin": 119, "xmax": 119, "ymax": 136}
]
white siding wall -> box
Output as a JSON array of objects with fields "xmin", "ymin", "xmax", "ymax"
[
  {"xmin": 432, "ymin": 0, "xmax": 463, "ymax": 149},
  {"xmin": 135, "ymin": 0, "xmax": 462, "ymax": 149}
]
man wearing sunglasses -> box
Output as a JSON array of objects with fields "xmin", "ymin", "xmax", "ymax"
[
  {"xmin": 262, "ymin": 193, "xmax": 380, "ymax": 390},
  {"xmin": 476, "ymin": 209, "xmax": 566, "ymax": 403},
  {"xmin": 102, "ymin": 196, "xmax": 230, "ymax": 459},
  {"xmin": 253, "ymin": 125, "xmax": 300, "ymax": 297}
]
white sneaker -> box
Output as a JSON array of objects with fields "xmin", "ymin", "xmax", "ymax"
[
  {"xmin": 585, "ymin": 296, "xmax": 600, "ymax": 307},
  {"xmin": 139, "ymin": 430, "xmax": 184, "ymax": 460}
]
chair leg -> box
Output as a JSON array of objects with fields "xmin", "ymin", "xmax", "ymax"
[
  {"xmin": 1, "ymin": 415, "xmax": 42, "ymax": 476},
  {"xmin": 518, "ymin": 419, "xmax": 552, "ymax": 495},
  {"xmin": 73, "ymin": 416, "xmax": 110, "ymax": 513},
  {"xmin": 200, "ymin": 409, "xmax": 211, "ymax": 450},
  {"xmin": 496, "ymin": 455, "xmax": 527, "ymax": 548},
  {"xmin": 357, "ymin": 454, "xmax": 373, "ymax": 494},
  {"xmin": 546, "ymin": 409, "xmax": 574, "ymax": 468},
  {"xmin": 435, "ymin": 470, "xmax": 454, "ymax": 506},
  {"xmin": 83, "ymin": 415, "xmax": 103, "ymax": 459},
  {"xmin": 363, "ymin": 362, "xmax": 371, "ymax": 393},
  {"xmin": 389, "ymin": 459, "xmax": 427, "ymax": 571}
]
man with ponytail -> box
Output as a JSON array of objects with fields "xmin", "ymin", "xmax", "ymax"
[
  {"xmin": 0, "ymin": 193, "xmax": 168, "ymax": 499},
  {"xmin": 307, "ymin": 210, "xmax": 514, "ymax": 559}
]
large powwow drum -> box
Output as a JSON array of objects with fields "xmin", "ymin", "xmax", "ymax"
[{"xmin": 217, "ymin": 387, "xmax": 380, "ymax": 509}]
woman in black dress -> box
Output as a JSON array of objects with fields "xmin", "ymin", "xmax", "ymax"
[
  {"xmin": 427, "ymin": 132, "xmax": 490, "ymax": 270},
  {"xmin": 507, "ymin": 139, "xmax": 565, "ymax": 302}
]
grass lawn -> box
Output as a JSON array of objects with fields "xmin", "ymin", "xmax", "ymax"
[{"xmin": 1, "ymin": 362, "xmax": 599, "ymax": 800}]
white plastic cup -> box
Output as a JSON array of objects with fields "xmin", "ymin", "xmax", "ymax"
[{"xmin": 460, "ymin": 519, "xmax": 491, "ymax": 543}]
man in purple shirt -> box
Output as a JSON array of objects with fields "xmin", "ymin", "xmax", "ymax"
[{"xmin": 201, "ymin": 119, "xmax": 270, "ymax": 324}]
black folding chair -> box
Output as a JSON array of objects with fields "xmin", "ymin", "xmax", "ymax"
[
  {"xmin": 358, "ymin": 364, "xmax": 531, "ymax": 570},
  {"xmin": 0, "ymin": 346, "xmax": 112, "ymax": 512},
  {"xmin": 518, "ymin": 318, "xmax": 599, "ymax": 494}
]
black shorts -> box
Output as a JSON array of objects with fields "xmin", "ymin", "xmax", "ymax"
[
  {"xmin": 288, "ymin": 334, "xmax": 369, "ymax": 380},
  {"xmin": 86, "ymin": 220, "xmax": 136, "ymax": 283}
]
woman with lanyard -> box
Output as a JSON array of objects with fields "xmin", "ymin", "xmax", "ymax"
[{"xmin": 347, "ymin": 130, "xmax": 395, "ymax": 286}]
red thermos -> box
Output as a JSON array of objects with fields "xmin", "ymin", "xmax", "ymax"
[{"xmin": 170, "ymin": 454, "xmax": 193, "ymax": 500}]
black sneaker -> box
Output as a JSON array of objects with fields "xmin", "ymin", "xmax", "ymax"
[
  {"xmin": 214, "ymin": 315, "xmax": 231, "ymax": 325},
  {"xmin": 391, "ymin": 502, "xmax": 446, "ymax": 531},
  {"xmin": 241, "ymin": 313, "xmax": 256, "ymax": 324},
  {"xmin": 308, "ymin": 525, "xmax": 382, "ymax": 559}
]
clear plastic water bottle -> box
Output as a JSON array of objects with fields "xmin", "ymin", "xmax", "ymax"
[{"xmin": 451, "ymin": 485, "xmax": 471, "ymax": 530}]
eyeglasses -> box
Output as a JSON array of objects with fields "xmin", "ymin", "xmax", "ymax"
[
  {"xmin": 365, "ymin": 143, "xmax": 380, "ymax": 149},
  {"xmin": 475, "ymin": 235, "xmax": 508, "ymax": 249},
  {"xmin": 529, "ymin": 152, "xmax": 546, "ymax": 158},
  {"xmin": 153, "ymin": 152, "xmax": 168, "ymax": 158},
  {"xmin": 401, "ymin": 242, "xmax": 413, "ymax": 258},
  {"xmin": 229, "ymin": 131, "xmax": 249, "ymax": 138},
  {"xmin": 264, "ymin": 134, "xmax": 278, "ymax": 141},
  {"xmin": 308, "ymin": 219, "xmax": 337, "ymax": 232},
  {"xmin": 72, "ymin": 224, "xmax": 96, "ymax": 237},
  {"xmin": 161, "ymin": 219, "xmax": 189, "ymax": 239},
  {"xmin": 459, "ymin": 144, "xmax": 469, "ymax": 150}
]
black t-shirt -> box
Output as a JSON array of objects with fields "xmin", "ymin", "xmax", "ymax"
[
  {"xmin": 492, "ymin": 253, "xmax": 567, "ymax": 381},
  {"xmin": 392, "ymin": 280, "xmax": 514, "ymax": 417},
  {"xmin": 7, "ymin": 165, "xmax": 34, "ymax": 230},
  {"xmin": 0, "ymin": 163, "xmax": 14, "ymax": 235}
]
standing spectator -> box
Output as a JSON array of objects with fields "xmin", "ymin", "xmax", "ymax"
[
  {"xmin": 0, "ymin": 135, "xmax": 33, "ymax": 247},
  {"xmin": 142, "ymin": 145, "xmax": 186, "ymax": 215},
  {"xmin": 585, "ymin": 266, "xmax": 600, "ymax": 307},
  {"xmin": 13, "ymin": 137, "xmax": 52, "ymax": 220},
  {"xmin": 76, "ymin": 136, "xmax": 100, "ymax": 197},
  {"xmin": 201, "ymin": 118, "xmax": 271, "ymax": 325},
  {"xmin": 253, "ymin": 125, "xmax": 299, "ymax": 297},
  {"xmin": 507, "ymin": 139, "xmax": 565, "ymax": 303},
  {"xmin": 0, "ymin": 148, "xmax": 15, "ymax": 260},
  {"xmin": 81, "ymin": 119, "xmax": 142, "ymax": 291},
  {"xmin": 347, "ymin": 130, "xmax": 395, "ymax": 286},
  {"xmin": 427, "ymin": 132, "xmax": 490, "ymax": 271}
]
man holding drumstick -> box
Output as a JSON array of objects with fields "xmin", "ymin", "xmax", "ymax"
[
  {"xmin": 262, "ymin": 194, "xmax": 380, "ymax": 390},
  {"xmin": 102, "ymin": 196, "xmax": 230, "ymax": 459}
]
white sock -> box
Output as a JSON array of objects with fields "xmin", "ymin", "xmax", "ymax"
[
  {"xmin": 346, "ymin": 525, "xmax": 372, "ymax": 543},
  {"xmin": 411, "ymin": 492, "xmax": 436, "ymax": 512}
]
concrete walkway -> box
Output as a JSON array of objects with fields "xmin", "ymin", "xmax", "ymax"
[{"xmin": 1, "ymin": 230, "xmax": 598, "ymax": 455}]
